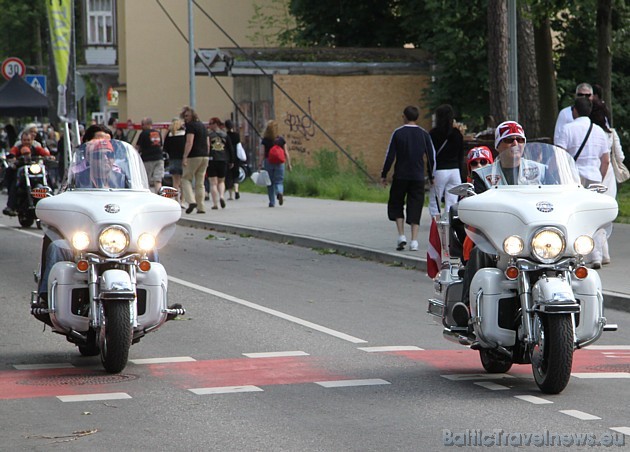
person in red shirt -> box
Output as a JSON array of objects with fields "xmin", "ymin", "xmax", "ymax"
[{"xmin": 3, "ymin": 132, "xmax": 51, "ymax": 216}]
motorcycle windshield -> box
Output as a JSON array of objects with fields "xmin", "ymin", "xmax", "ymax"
[
  {"xmin": 472, "ymin": 143, "xmax": 581, "ymax": 188},
  {"xmin": 67, "ymin": 139, "xmax": 149, "ymax": 190}
]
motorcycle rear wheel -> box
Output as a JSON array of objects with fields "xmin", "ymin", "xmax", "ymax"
[
  {"xmin": 18, "ymin": 211, "xmax": 34, "ymax": 228},
  {"xmin": 479, "ymin": 348, "xmax": 513, "ymax": 373},
  {"xmin": 100, "ymin": 301, "xmax": 133, "ymax": 373},
  {"xmin": 531, "ymin": 313, "xmax": 574, "ymax": 394},
  {"xmin": 78, "ymin": 330, "xmax": 100, "ymax": 356}
]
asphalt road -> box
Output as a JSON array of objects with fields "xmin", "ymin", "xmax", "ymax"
[{"xmin": 1, "ymin": 223, "xmax": 630, "ymax": 451}]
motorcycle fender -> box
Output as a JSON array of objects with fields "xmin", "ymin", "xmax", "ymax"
[
  {"xmin": 531, "ymin": 277, "xmax": 579, "ymax": 313},
  {"xmin": 136, "ymin": 263, "xmax": 168, "ymax": 330},
  {"xmin": 572, "ymin": 270, "xmax": 604, "ymax": 344},
  {"xmin": 100, "ymin": 269, "xmax": 133, "ymax": 295},
  {"xmin": 48, "ymin": 262, "xmax": 89, "ymax": 333},
  {"xmin": 470, "ymin": 268, "xmax": 516, "ymax": 347}
]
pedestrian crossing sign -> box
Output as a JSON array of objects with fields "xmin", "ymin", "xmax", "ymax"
[{"xmin": 25, "ymin": 75, "xmax": 47, "ymax": 95}]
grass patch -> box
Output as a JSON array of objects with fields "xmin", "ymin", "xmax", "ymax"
[{"xmin": 241, "ymin": 149, "xmax": 388, "ymax": 203}]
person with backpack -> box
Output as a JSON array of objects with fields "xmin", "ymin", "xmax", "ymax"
[{"xmin": 259, "ymin": 120, "xmax": 291, "ymax": 207}]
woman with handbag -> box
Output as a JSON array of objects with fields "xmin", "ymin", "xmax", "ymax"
[
  {"xmin": 428, "ymin": 104, "xmax": 465, "ymax": 220},
  {"xmin": 590, "ymin": 99, "xmax": 627, "ymax": 266}
]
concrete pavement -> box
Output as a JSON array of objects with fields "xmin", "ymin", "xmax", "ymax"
[{"xmin": 179, "ymin": 192, "xmax": 630, "ymax": 312}]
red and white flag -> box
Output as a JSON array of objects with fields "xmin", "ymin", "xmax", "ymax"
[{"xmin": 427, "ymin": 217, "xmax": 442, "ymax": 278}]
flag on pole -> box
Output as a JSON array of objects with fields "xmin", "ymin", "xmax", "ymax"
[
  {"xmin": 427, "ymin": 217, "xmax": 442, "ymax": 278},
  {"xmin": 46, "ymin": 0, "xmax": 72, "ymax": 117}
]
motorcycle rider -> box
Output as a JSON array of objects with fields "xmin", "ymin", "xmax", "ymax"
[
  {"xmin": 459, "ymin": 121, "xmax": 546, "ymax": 322},
  {"xmin": 3, "ymin": 132, "xmax": 51, "ymax": 216}
]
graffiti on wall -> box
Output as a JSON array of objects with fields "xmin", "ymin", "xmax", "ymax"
[{"xmin": 283, "ymin": 98, "xmax": 316, "ymax": 154}]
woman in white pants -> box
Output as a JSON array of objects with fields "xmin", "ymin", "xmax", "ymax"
[{"xmin": 429, "ymin": 104, "xmax": 465, "ymax": 219}]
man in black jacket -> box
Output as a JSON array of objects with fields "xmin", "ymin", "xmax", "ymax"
[{"xmin": 381, "ymin": 106, "xmax": 435, "ymax": 251}]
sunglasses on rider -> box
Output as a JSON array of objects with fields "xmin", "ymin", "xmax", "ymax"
[
  {"xmin": 92, "ymin": 151, "xmax": 115, "ymax": 159},
  {"xmin": 500, "ymin": 136, "xmax": 525, "ymax": 145},
  {"xmin": 470, "ymin": 159, "xmax": 488, "ymax": 167},
  {"xmin": 576, "ymin": 92, "xmax": 592, "ymax": 98}
]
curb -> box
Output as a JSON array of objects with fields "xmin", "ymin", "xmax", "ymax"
[{"xmin": 177, "ymin": 218, "xmax": 630, "ymax": 314}]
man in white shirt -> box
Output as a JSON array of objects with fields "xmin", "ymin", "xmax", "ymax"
[
  {"xmin": 555, "ymin": 97, "xmax": 609, "ymax": 186},
  {"xmin": 553, "ymin": 82, "xmax": 593, "ymax": 144}
]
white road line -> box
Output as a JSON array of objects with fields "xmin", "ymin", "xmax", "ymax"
[
  {"xmin": 572, "ymin": 372, "xmax": 630, "ymax": 379},
  {"xmin": 585, "ymin": 345, "xmax": 630, "ymax": 350},
  {"xmin": 610, "ymin": 427, "xmax": 630, "ymax": 436},
  {"xmin": 0, "ymin": 223, "xmax": 43, "ymax": 238},
  {"xmin": 129, "ymin": 356, "xmax": 197, "ymax": 364},
  {"xmin": 474, "ymin": 381, "xmax": 510, "ymax": 391},
  {"xmin": 602, "ymin": 351, "xmax": 630, "ymax": 354},
  {"xmin": 169, "ymin": 276, "xmax": 368, "ymax": 344},
  {"xmin": 559, "ymin": 410, "xmax": 601, "ymax": 420},
  {"xmin": 13, "ymin": 363, "xmax": 75, "ymax": 370},
  {"xmin": 315, "ymin": 379, "xmax": 390, "ymax": 388},
  {"xmin": 57, "ymin": 393, "xmax": 132, "ymax": 402},
  {"xmin": 441, "ymin": 373, "xmax": 515, "ymax": 381},
  {"xmin": 514, "ymin": 395, "xmax": 553, "ymax": 405},
  {"xmin": 357, "ymin": 346, "xmax": 424, "ymax": 352},
  {"xmin": 189, "ymin": 385, "xmax": 263, "ymax": 395},
  {"xmin": 242, "ymin": 351, "xmax": 309, "ymax": 358}
]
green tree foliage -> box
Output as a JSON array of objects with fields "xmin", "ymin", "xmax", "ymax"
[{"xmin": 0, "ymin": 1, "xmax": 47, "ymax": 69}]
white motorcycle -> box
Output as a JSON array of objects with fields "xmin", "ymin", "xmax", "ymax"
[
  {"xmin": 428, "ymin": 143, "xmax": 618, "ymax": 394},
  {"xmin": 31, "ymin": 139, "xmax": 184, "ymax": 373}
]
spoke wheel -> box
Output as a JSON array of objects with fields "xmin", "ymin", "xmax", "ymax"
[{"xmin": 531, "ymin": 313, "xmax": 574, "ymax": 394}]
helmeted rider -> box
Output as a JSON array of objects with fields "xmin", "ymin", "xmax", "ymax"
[{"xmin": 472, "ymin": 121, "xmax": 546, "ymax": 193}]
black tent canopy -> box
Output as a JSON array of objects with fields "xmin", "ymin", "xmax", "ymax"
[{"xmin": 0, "ymin": 74, "xmax": 48, "ymax": 117}]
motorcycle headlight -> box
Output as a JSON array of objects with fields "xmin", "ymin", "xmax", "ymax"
[
  {"xmin": 574, "ymin": 235, "xmax": 594, "ymax": 256},
  {"xmin": 503, "ymin": 235, "xmax": 524, "ymax": 256},
  {"xmin": 29, "ymin": 163, "xmax": 42, "ymax": 174},
  {"xmin": 531, "ymin": 227, "xmax": 565, "ymax": 263},
  {"xmin": 72, "ymin": 231, "xmax": 90, "ymax": 251},
  {"xmin": 137, "ymin": 233, "xmax": 156, "ymax": 251},
  {"xmin": 99, "ymin": 226, "xmax": 129, "ymax": 257}
]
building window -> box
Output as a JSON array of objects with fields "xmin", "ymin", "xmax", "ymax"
[{"xmin": 87, "ymin": 0, "xmax": 114, "ymax": 45}]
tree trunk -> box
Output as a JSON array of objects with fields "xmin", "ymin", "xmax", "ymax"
[
  {"xmin": 517, "ymin": 4, "xmax": 540, "ymax": 138},
  {"xmin": 596, "ymin": 0, "xmax": 613, "ymax": 123},
  {"xmin": 533, "ymin": 16, "xmax": 557, "ymax": 141},
  {"xmin": 487, "ymin": 0, "xmax": 508, "ymax": 125}
]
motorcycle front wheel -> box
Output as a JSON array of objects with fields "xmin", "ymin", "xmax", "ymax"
[
  {"xmin": 531, "ymin": 313, "xmax": 574, "ymax": 394},
  {"xmin": 100, "ymin": 301, "xmax": 133, "ymax": 373}
]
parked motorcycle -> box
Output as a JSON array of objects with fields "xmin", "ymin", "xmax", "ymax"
[
  {"xmin": 15, "ymin": 155, "xmax": 51, "ymax": 228},
  {"xmin": 427, "ymin": 143, "xmax": 618, "ymax": 394},
  {"xmin": 31, "ymin": 139, "xmax": 184, "ymax": 373}
]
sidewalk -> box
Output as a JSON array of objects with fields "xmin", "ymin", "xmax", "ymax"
[{"xmin": 179, "ymin": 192, "xmax": 630, "ymax": 312}]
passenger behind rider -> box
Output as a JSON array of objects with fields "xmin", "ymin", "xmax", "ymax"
[
  {"xmin": 461, "ymin": 146, "xmax": 494, "ymax": 262},
  {"xmin": 460, "ymin": 121, "xmax": 546, "ymax": 316}
]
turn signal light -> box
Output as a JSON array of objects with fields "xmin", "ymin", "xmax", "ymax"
[
  {"xmin": 138, "ymin": 260, "xmax": 151, "ymax": 272},
  {"xmin": 505, "ymin": 266, "xmax": 519, "ymax": 280},
  {"xmin": 574, "ymin": 266, "xmax": 588, "ymax": 279},
  {"xmin": 76, "ymin": 260, "xmax": 89, "ymax": 272}
]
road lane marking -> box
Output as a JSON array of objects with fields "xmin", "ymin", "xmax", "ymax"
[
  {"xmin": 13, "ymin": 363, "xmax": 75, "ymax": 370},
  {"xmin": 441, "ymin": 373, "xmax": 515, "ymax": 381},
  {"xmin": 514, "ymin": 395, "xmax": 553, "ymax": 404},
  {"xmin": 572, "ymin": 372, "xmax": 630, "ymax": 378},
  {"xmin": 57, "ymin": 393, "xmax": 132, "ymax": 402},
  {"xmin": 0, "ymin": 223, "xmax": 43, "ymax": 238},
  {"xmin": 129, "ymin": 356, "xmax": 197, "ymax": 364},
  {"xmin": 243, "ymin": 351, "xmax": 309, "ymax": 358},
  {"xmin": 357, "ymin": 346, "xmax": 424, "ymax": 352},
  {"xmin": 474, "ymin": 381, "xmax": 510, "ymax": 391},
  {"xmin": 559, "ymin": 410, "xmax": 601, "ymax": 420},
  {"xmin": 315, "ymin": 379, "xmax": 390, "ymax": 388},
  {"xmin": 610, "ymin": 427, "xmax": 630, "ymax": 435},
  {"xmin": 169, "ymin": 276, "xmax": 368, "ymax": 344},
  {"xmin": 585, "ymin": 345, "xmax": 630, "ymax": 350},
  {"xmin": 189, "ymin": 385, "xmax": 263, "ymax": 395}
]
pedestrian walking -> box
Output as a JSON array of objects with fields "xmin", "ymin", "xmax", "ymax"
[{"xmin": 180, "ymin": 106, "xmax": 209, "ymax": 214}]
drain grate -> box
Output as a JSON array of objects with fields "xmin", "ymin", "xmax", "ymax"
[{"xmin": 18, "ymin": 374, "xmax": 138, "ymax": 386}]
